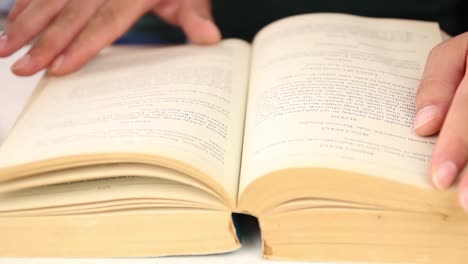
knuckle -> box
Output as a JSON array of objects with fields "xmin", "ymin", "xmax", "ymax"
[
  {"xmin": 94, "ymin": 6, "xmax": 120, "ymax": 34},
  {"xmin": 67, "ymin": 32, "xmax": 94, "ymax": 61},
  {"xmin": 10, "ymin": 19, "xmax": 35, "ymax": 36},
  {"xmin": 56, "ymin": 7, "xmax": 80, "ymax": 27},
  {"xmin": 416, "ymin": 78, "xmax": 454, "ymax": 106},
  {"xmin": 34, "ymin": 36, "xmax": 63, "ymax": 55},
  {"xmin": 415, "ymin": 89, "xmax": 433, "ymax": 107},
  {"xmin": 419, "ymin": 78, "xmax": 453, "ymax": 91}
]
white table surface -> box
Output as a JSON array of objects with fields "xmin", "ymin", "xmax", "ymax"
[{"xmin": 0, "ymin": 48, "xmax": 332, "ymax": 264}]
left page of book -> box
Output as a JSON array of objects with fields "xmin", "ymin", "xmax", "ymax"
[
  {"xmin": 0, "ymin": 46, "xmax": 44, "ymax": 144},
  {"xmin": 0, "ymin": 39, "xmax": 251, "ymax": 203}
]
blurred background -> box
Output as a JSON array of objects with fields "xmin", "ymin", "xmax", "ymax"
[
  {"xmin": 0, "ymin": 0, "xmax": 13, "ymax": 30},
  {"xmin": 0, "ymin": 0, "xmax": 467, "ymax": 43}
]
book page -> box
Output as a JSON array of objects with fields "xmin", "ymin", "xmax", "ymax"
[
  {"xmin": 0, "ymin": 176, "xmax": 224, "ymax": 214},
  {"xmin": 0, "ymin": 46, "xmax": 44, "ymax": 144},
  {"xmin": 0, "ymin": 39, "xmax": 251, "ymax": 201},
  {"xmin": 240, "ymin": 13, "xmax": 442, "ymax": 194}
]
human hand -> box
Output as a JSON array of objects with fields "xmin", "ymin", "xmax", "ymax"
[
  {"xmin": 0, "ymin": 0, "xmax": 221, "ymax": 76},
  {"xmin": 414, "ymin": 32, "xmax": 468, "ymax": 210}
]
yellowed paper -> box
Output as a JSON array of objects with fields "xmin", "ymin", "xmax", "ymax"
[
  {"xmin": 240, "ymin": 13, "xmax": 442, "ymax": 194},
  {"xmin": 0, "ymin": 40, "xmax": 251, "ymax": 201}
]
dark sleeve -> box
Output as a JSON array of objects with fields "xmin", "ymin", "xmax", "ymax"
[
  {"xmin": 459, "ymin": 0, "xmax": 468, "ymax": 32},
  {"xmin": 212, "ymin": 0, "xmax": 467, "ymax": 41}
]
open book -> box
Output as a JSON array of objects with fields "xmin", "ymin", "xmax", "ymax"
[{"xmin": 0, "ymin": 13, "xmax": 467, "ymax": 263}]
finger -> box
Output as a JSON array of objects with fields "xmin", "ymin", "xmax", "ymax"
[
  {"xmin": 444, "ymin": 76, "xmax": 468, "ymax": 209},
  {"xmin": 178, "ymin": 0, "xmax": 221, "ymax": 44},
  {"xmin": 11, "ymin": 0, "xmax": 106, "ymax": 76},
  {"xmin": 7, "ymin": 0, "xmax": 32, "ymax": 23},
  {"xmin": 415, "ymin": 33, "xmax": 468, "ymax": 190},
  {"xmin": 49, "ymin": 0, "xmax": 155, "ymax": 75},
  {"xmin": 0, "ymin": 0, "xmax": 68, "ymax": 57},
  {"xmin": 431, "ymin": 72, "xmax": 468, "ymax": 191},
  {"xmin": 152, "ymin": 0, "xmax": 180, "ymax": 25},
  {"xmin": 153, "ymin": 0, "xmax": 221, "ymax": 44},
  {"xmin": 414, "ymin": 33, "xmax": 467, "ymax": 136}
]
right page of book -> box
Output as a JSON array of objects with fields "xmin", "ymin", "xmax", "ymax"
[{"xmin": 239, "ymin": 13, "xmax": 442, "ymax": 194}]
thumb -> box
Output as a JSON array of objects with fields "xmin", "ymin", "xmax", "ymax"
[{"xmin": 178, "ymin": 0, "xmax": 221, "ymax": 44}]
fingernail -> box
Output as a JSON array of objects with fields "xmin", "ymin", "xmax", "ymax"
[
  {"xmin": 50, "ymin": 55, "xmax": 64, "ymax": 72},
  {"xmin": 12, "ymin": 54, "xmax": 31, "ymax": 71},
  {"xmin": 414, "ymin": 105, "xmax": 440, "ymax": 129},
  {"xmin": 434, "ymin": 161, "xmax": 458, "ymax": 190},
  {"xmin": 0, "ymin": 34, "xmax": 8, "ymax": 50},
  {"xmin": 461, "ymin": 188, "xmax": 468, "ymax": 212}
]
